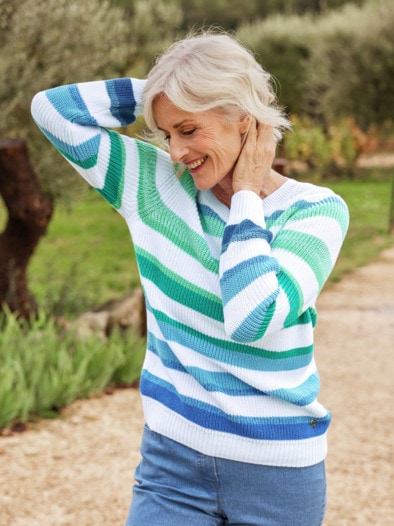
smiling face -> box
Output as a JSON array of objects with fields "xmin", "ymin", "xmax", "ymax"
[{"xmin": 153, "ymin": 95, "xmax": 249, "ymax": 197}]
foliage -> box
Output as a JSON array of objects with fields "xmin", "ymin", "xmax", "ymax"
[
  {"xmin": 23, "ymin": 190, "xmax": 139, "ymax": 317},
  {"xmin": 0, "ymin": 0, "xmax": 181, "ymax": 203},
  {"xmin": 238, "ymin": 14, "xmax": 317, "ymax": 115},
  {"xmin": 114, "ymin": 0, "xmax": 368, "ymax": 30},
  {"xmin": 238, "ymin": 0, "xmax": 394, "ymax": 129},
  {"xmin": 304, "ymin": 0, "xmax": 394, "ymax": 129},
  {"xmin": 283, "ymin": 115, "xmax": 378, "ymax": 176},
  {"xmin": 0, "ymin": 309, "xmax": 145, "ymax": 429}
]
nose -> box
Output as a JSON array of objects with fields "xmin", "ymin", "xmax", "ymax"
[{"xmin": 169, "ymin": 136, "xmax": 188, "ymax": 163}]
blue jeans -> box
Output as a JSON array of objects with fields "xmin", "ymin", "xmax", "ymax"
[{"xmin": 126, "ymin": 425, "xmax": 326, "ymax": 526}]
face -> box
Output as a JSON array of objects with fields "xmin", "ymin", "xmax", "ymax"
[{"xmin": 153, "ymin": 95, "xmax": 249, "ymax": 194}]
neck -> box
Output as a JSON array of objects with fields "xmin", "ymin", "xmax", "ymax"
[{"xmin": 211, "ymin": 170, "xmax": 287, "ymax": 208}]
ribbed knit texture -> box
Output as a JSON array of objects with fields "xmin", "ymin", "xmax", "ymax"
[{"xmin": 31, "ymin": 78, "xmax": 349, "ymax": 467}]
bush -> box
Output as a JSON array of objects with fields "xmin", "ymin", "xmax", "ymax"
[
  {"xmin": 0, "ymin": 310, "xmax": 145, "ymax": 429},
  {"xmin": 284, "ymin": 115, "xmax": 378, "ymax": 176},
  {"xmin": 238, "ymin": 13, "xmax": 318, "ymax": 115},
  {"xmin": 238, "ymin": 0, "xmax": 394, "ymax": 129},
  {"xmin": 305, "ymin": 0, "xmax": 394, "ymax": 129}
]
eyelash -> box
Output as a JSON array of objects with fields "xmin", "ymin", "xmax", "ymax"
[{"xmin": 163, "ymin": 129, "xmax": 196, "ymax": 142}]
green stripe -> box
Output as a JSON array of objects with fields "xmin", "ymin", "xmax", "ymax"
[
  {"xmin": 280, "ymin": 268, "xmax": 304, "ymax": 325},
  {"xmin": 136, "ymin": 142, "xmax": 217, "ymax": 273},
  {"xmin": 200, "ymin": 213, "xmax": 224, "ymax": 237},
  {"xmin": 273, "ymin": 231, "xmax": 331, "ymax": 290},
  {"xmin": 153, "ymin": 307, "xmax": 313, "ymax": 360},
  {"xmin": 266, "ymin": 198, "xmax": 348, "ymax": 236},
  {"xmin": 136, "ymin": 247, "xmax": 223, "ymax": 320},
  {"xmin": 95, "ymin": 130, "xmax": 125, "ymax": 209}
]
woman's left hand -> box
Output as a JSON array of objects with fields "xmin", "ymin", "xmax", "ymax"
[{"xmin": 232, "ymin": 119, "xmax": 276, "ymax": 197}]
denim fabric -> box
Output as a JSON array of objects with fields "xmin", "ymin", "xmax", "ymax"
[{"xmin": 126, "ymin": 425, "xmax": 326, "ymax": 526}]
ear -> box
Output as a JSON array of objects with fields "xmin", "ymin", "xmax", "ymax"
[{"xmin": 239, "ymin": 114, "xmax": 251, "ymax": 134}]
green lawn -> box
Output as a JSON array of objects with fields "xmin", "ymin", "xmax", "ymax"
[
  {"xmin": 27, "ymin": 189, "xmax": 140, "ymax": 316},
  {"xmin": 324, "ymin": 174, "xmax": 393, "ymax": 282}
]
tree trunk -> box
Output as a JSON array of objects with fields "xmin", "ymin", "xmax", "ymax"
[{"xmin": 0, "ymin": 138, "xmax": 53, "ymax": 320}]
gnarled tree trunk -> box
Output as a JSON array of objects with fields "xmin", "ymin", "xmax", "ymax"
[{"xmin": 0, "ymin": 138, "xmax": 53, "ymax": 320}]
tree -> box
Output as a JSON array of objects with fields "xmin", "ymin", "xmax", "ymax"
[{"xmin": 0, "ymin": 0, "xmax": 182, "ymax": 318}]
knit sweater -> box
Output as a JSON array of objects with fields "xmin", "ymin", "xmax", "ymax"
[{"xmin": 31, "ymin": 78, "xmax": 349, "ymax": 468}]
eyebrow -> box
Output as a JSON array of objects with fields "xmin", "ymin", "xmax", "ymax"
[{"xmin": 157, "ymin": 119, "xmax": 194, "ymax": 132}]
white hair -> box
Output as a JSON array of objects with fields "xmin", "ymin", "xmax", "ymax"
[{"xmin": 142, "ymin": 30, "xmax": 291, "ymax": 145}]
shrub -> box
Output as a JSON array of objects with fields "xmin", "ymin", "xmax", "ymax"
[
  {"xmin": 305, "ymin": 0, "xmax": 394, "ymax": 129},
  {"xmin": 238, "ymin": 13, "xmax": 318, "ymax": 115},
  {"xmin": 0, "ymin": 310, "xmax": 145, "ymax": 429},
  {"xmin": 238, "ymin": 0, "xmax": 394, "ymax": 130},
  {"xmin": 283, "ymin": 115, "xmax": 378, "ymax": 176}
]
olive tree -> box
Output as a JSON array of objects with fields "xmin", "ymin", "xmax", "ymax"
[{"xmin": 0, "ymin": 0, "xmax": 182, "ymax": 318}]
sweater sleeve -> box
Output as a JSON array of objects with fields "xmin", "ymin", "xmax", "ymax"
[
  {"xmin": 31, "ymin": 78, "xmax": 149, "ymax": 217},
  {"xmin": 219, "ymin": 189, "xmax": 349, "ymax": 342}
]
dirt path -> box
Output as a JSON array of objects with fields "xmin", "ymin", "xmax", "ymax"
[{"xmin": 0, "ymin": 248, "xmax": 393, "ymax": 526}]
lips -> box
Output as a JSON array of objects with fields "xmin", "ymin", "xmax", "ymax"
[{"xmin": 187, "ymin": 156, "xmax": 207, "ymax": 170}]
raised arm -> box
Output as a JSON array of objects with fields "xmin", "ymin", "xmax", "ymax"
[{"xmin": 31, "ymin": 78, "xmax": 147, "ymax": 215}]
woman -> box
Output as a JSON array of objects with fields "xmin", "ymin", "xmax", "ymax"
[{"xmin": 31, "ymin": 31, "xmax": 349, "ymax": 525}]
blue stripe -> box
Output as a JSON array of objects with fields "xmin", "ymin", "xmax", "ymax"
[
  {"xmin": 141, "ymin": 373, "xmax": 330, "ymax": 440},
  {"xmin": 46, "ymin": 85, "xmax": 98, "ymax": 125},
  {"xmin": 105, "ymin": 78, "xmax": 137, "ymax": 127},
  {"xmin": 39, "ymin": 127, "xmax": 100, "ymax": 166},
  {"xmin": 222, "ymin": 220, "xmax": 273, "ymax": 253},
  {"xmin": 220, "ymin": 255, "xmax": 279, "ymax": 306}
]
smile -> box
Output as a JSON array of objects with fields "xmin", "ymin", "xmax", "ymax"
[{"xmin": 188, "ymin": 157, "xmax": 207, "ymax": 170}]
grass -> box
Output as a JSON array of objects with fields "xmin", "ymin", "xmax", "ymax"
[
  {"xmin": 319, "ymin": 169, "xmax": 393, "ymax": 283},
  {"xmin": 27, "ymin": 189, "xmax": 141, "ymax": 316}
]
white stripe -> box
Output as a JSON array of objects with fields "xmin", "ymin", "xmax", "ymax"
[{"xmin": 143, "ymin": 397, "xmax": 328, "ymax": 467}]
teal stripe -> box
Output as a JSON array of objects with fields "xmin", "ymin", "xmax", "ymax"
[
  {"xmin": 95, "ymin": 129, "xmax": 125, "ymax": 209},
  {"xmin": 279, "ymin": 268, "xmax": 304, "ymax": 326},
  {"xmin": 232, "ymin": 292, "xmax": 278, "ymax": 342},
  {"xmin": 268, "ymin": 372, "xmax": 320, "ymax": 406},
  {"xmin": 136, "ymin": 142, "xmax": 217, "ymax": 273},
  {"xmin": 136, "ymin": 247, "xmax": 223, "ymax": 321},
  {"xmin": 148, "ymin": 332, "xmax": 265, "ymax": 396}
]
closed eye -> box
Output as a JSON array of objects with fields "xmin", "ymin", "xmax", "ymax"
[{"xmin": 182, "ymin": 129, "xmax": 196, "ymax": 136}]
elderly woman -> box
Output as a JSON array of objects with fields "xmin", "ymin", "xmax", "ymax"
[{"xmin": 32, "ymin": 31, "xmax": 349, "ymax": 526}]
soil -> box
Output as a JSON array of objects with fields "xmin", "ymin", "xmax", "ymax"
[{"xmin": 0, "ymin": 247, "xmax": 393, "ymax": 526}]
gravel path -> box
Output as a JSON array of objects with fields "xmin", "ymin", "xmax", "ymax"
[{"xmin": 1, "ymin": 248, "xmax": 393, "ymax": 525}]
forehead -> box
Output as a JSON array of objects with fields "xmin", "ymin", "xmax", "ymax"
[
  {"xmin": 153, "ymin": 95, "xmax": 196, "ymax": 127},
  {"xmin": 153, "ymin": 94, "xmax": 223, "ymax": 131}
]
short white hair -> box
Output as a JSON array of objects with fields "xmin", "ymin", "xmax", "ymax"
[{"xmin": 142, "ymin": 30, "xmax": 291, "ymax": 143}]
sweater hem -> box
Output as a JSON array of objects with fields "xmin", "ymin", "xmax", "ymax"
[{"xmin": 143, "ymin": 396, "xmax": 327, "ymax": 468}]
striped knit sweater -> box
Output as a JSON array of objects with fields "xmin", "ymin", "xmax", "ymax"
[{"xmin": 31, "ymin": 78, "xmax": 349, "ymax": 468}]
